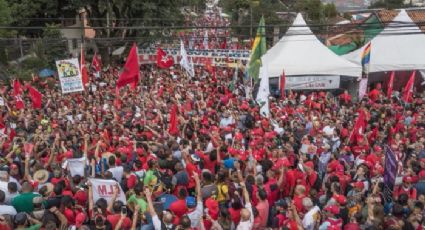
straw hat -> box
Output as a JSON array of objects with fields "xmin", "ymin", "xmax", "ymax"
[{"xmin": 33, "ymin": 169, "xmax": 49, "ymax": 184}]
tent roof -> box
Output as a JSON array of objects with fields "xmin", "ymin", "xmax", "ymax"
[
  {"xmin": 342, "ymin": 9, "xmax": 425, "ymax": 72},
  {"xmin": 261, "ymin": 13, "xmax": 362, "ymax": 77}
]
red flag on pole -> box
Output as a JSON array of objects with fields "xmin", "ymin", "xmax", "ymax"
[
  {"xmin": 280, "ymin": 70, "xmax": 286, "ymax": 99},
  {"xmin": 91, "ymin": 52, "xmax": 102, "ymax": 78},
  {"xmin": 349, "ymin": 109, "xmax": 367, "ymax": 143},
  {"xmin": 168, "ymin": 104, "xmax": 179, "ymax": 136},
  {"xmin": 13, "ymin": 80, "xmax": 24, "ymax": 110},
  {"xmin": 80, "ymin": 47, "xmax": 89, "ymax": 88},
  {"xmin": 117, "ymin": 43, "xmax": 140, "ymax": 88},
  {"xmin": 402, "ymin": 70, "xmax": 416, "ymax": 102},
  {"xmin": 387, "ymin": 71, "xmax": 395, "ymax": 98},
  {"xmin": 156, "ymin": 48, "xmax": 174, "ymax": 69},
  {"xmin": 27, "ymin": 85, "xmax": 42, "ymax": 109}
]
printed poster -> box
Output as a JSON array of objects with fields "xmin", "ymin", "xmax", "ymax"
[{"xmin": 56, "ymin": 58, "xmax": 84, "ymax": 94}]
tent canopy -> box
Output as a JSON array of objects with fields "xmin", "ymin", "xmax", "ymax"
[
  {"xmin": 261, "ymin": 13, "xmax": 362, "ymax": 78},
  {"xmin": 342, "ymin": 9, "xmax": 425, "ymax": 72}
]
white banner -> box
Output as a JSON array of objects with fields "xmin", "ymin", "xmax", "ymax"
[
  {"xmin": 88, "ymin": 178, "xmax": 126, "ymax": 204},
  {"xmin": 66, "ymin": 157, "xmax": 86, "ymax": 177},
  {"xmin": 138, "ymin": 48, "xmax": 249, "ymax": 68},
  {"xmin": 286, "ymin": 76, "xmax": 340, "ymax": 89},
  {"xmin": 55, "ymin": 58, "xmax": 84, "ymax": 94},
  {"xmin": 359, "ymin": 78, "xmax": 368, "ymax": 99}
]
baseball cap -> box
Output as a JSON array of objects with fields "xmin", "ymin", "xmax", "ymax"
[
  {"xmin": 324, "ymin": 205, "xmax": 340, "ymax": 215},
  {"xmin": 14, "ymin": 212, "xmax": 28, "ymax": 225}
]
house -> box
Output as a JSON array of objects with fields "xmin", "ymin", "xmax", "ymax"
[{"xmin": 59, "ymin": 9, "xmax": 96, "ymax": 56}]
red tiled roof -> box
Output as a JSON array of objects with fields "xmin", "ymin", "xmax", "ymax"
[
  {"xmin": 375, "ymin": 9, "xmax": 399, "ymax": 24},
  {"xmin": 407, "ymin": 10, "xmax": 425, "ymax": 33}
]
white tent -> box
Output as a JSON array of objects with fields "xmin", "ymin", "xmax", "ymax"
[
  {"xmin": 342, "ymin": 9, "xmax": 425, "ymax": 72},
  {"xmin": 261, "ymin": 13, "xmax": 362, "ymax": 78}
]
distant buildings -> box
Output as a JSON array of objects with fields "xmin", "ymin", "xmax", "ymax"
[{"xmin": 322, "ymin": 0, "xmax": 371, "ymax": 11}]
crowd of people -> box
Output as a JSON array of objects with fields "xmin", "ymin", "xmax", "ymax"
[
  {"xmin": 1, "ymin": 1, "xmax": 425, "ymax": 230},
  {"xmin": 0, "ymin": 61, "xmax": 423, "ymax": 230}
]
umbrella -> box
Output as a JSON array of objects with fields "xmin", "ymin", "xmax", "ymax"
[{"xmin": 38, "ymin": 69, "xmax": 56, "ymax": 78}]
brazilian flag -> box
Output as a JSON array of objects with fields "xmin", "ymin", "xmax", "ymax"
[{"xmin": 248, "ymin": 16, "xmax": 267, "ymax": 82}]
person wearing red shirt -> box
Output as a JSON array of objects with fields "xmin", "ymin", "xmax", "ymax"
[
  {"xmin": 169, "ymin": 188, "xmax": 189, "ymax": 218},
  {"xmin": 394, "ymin": 176, "xmax": 417, "ymax": 200},
  {"xmin": 255, "ymin": 189, "xmax": 269, "ymax": 229},
  {"xmin": 106, "ymin": 201, "xmax": 132, "ymax": 230},
  {"xmin": 339, "ymin": 90, "xmax": 352, "ymax": 104}
]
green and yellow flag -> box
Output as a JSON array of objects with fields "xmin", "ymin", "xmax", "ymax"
[{"xmin": 248, "ymin": 16, "xmax": 267, "ymax": 82}]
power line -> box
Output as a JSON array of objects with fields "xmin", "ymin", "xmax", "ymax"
[{"xmin": 1, "ymin": 20, "xmax": 425, "ymax": 30}]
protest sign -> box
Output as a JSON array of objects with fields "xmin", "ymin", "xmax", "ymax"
[
  {"xmin": 138, "ymin": 48, "xmax": 249, "ymax": 68},
  {"xmin": 55, "ymin": 58, "xmax": 84, "ymax": 94},
  {"xmin": 88, "ymin": 178, "xmax": 126, "ymax": 204},
  {"xmin": 66, "ymin": 157, "xmax": 86, "ymax": 177}
]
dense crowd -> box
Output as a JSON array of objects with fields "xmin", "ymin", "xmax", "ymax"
[
  {"xmin": 1, "ymin": 1, "xmax": 425, "ymax": 230},
  {"xmin": 0, "ymin": 62, "xmax": 423, "ymax": 230}
]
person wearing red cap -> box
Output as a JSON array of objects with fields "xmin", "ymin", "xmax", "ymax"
[
  {"xmin": 394, "ymin": 176, "xmax": 417, "ymax": 200},
  {"xmin": 320, "ymin": 205, "xmax": 342, "ymax": 230}
]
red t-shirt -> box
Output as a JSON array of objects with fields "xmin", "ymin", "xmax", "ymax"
[
  {"xmin": 169, "ymin": 199, "xmax": 188, "ymax": 217},
  {"xmin": 229, "ymin": 208, "xmax": 241, "ymax": 225},
  {"xmin": 107, "ymin": 214, "xmax": 132, "ymax": 230}
]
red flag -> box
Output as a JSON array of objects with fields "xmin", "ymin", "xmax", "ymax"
[
  {"xmin": 168, "ymin": 104, "xmax": 179, "ymax": 136},
  {"xmin": 91, "ymin": 52, "xmax": 102, "ymax": 77},
  {"xmin": 80, "ymin": 47, "xmax": 89, "ymax": 88},
  {"xmin": 349, "ymin": 109, "xmax": 367, "ymax": 143},
  {"xmin": 13, "ymin": 80, "xmax": 24, "ymax": 110},
  {"xmin": 117, "ymin": 43, "xmax": 140, "ymax": 88},
  {"xmin": 27, "ymin": 85, "xmax": 42, "ymax": 109},
  {"xmin": 280, "ymin": 70, "xmax": 286, "ymax": 99},
  {"xmin": 156, "ymin": 48, "xmax": 174, "ymax": 69},
  {"xmin": 387, "ymin": 71, "xmax": 395, "ymax": 98},
  {"xmin": 402, "ymin": 70, "xmax": 416, "ymax": 102},
  {"xmin": 91, "ymin": 52, "xmax": 101, "ymax": 72}
]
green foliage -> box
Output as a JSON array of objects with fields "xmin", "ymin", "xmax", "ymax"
[
  {"xmin": 0, "ymin": 0, "xmax": 14, "ymax": 37},
  {"xmin": 370, "ymin": 0, "xmax": 405, "ymax": 9},
  {"xmin": 323, "ymin": 3, "xmax": 337, "ymax": 19},
  {"xmin": 7, "ymin": 0, "xmax": 75, "ymax": 36},
  {"xmin": 221, "ymin": 0, "xmax": 287, "ymax": 44},
  {"xmin": 42, "ymin": 24, "xmax": 68, "ymax": 64}
]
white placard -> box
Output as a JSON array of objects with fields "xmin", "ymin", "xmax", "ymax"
[
  {"xmin": 67, "ymin": 157, "xmax": 86, "ymax": 177},
  {"xmin": 55, "ymin": 58, "xmax": 84, "ymax": 94},
  {"xmin": 88, "ymin": 178, "xmax": 126, "ymax": 204},
  {"xmin": 286, "ymin": 76, "xmax": 340, "ymax": 90}
]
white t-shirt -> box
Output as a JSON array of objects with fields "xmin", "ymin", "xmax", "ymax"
[
  {"xmin": 236, "ymin": 202, "xmax": 253, "ymax": 230},
  {"xmin": 188, "ymin": 201, "xmax": 203, "ymax": 228},
  {"xmin": 107, "ymin": 166, "xmax": 124, "ymax": 183},
  {"xmin": 322, "ymin": 126, "xmax": 335, "ymax": 136},
  {"xmin": 0, "ymin": 204, "xmax": 17, "ymax": 216},
  {"xmin": 302, "ymin": 206, "xmax": 320, "ymax": 230}
]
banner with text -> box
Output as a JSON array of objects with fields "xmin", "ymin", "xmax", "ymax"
[
  {"xmin": 139, "ymin": 48, "xmax": 250, "ymax": 68},
  {"xmin": 88, "ymin": 178, "xmax": 126, "ymax": 204},
  {"xmin": 285, "ymin": 76, "xmax": 340, "ymax": 90},
  {"xmin": 55, "ymin": 58, "xmax": 84, "ymax": 94}
]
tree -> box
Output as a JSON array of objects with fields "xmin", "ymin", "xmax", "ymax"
[
  {"xmin": 7, "ymin": 0, "xmax": 76, "ymax": 37},
  {"xmin": 0, "ymin": 0, "xmax": 13, "ymax": 37},
  {"xmin": 221, "ymin": 0, "xmax": 287, "ymax": 45}
]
